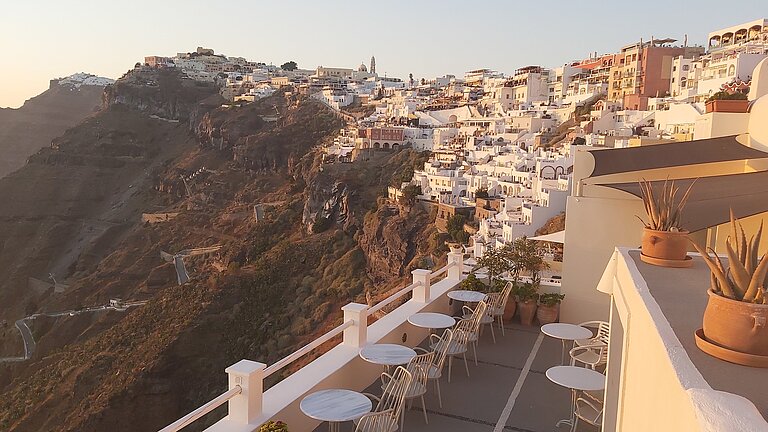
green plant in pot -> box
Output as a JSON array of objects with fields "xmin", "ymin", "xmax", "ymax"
[
  {"xmin": 637, "ymin": 178, "xmax": 696, "ymax": 267},
  {"xmin": 258, "ymin": 421, "xmax": 289, "ymax": 432},
  {"xmin": 515, "ymin": 282, "xmax": 539, "ymax": 326},
  {"xmin": 690, "ymin": 212, "xmax": 768, "ymax": 366},
  {"xmin": 537, "ymin": 293, "xmax": 565, "ymax": 324},
  {"xmin": 472, "ymin": 246, "xmax": 511, "ymax": 293}
]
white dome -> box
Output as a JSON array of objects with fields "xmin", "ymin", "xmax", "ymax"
[
  {"xmin": 748, "ymin": 57, "xmax": 768, "ymax": 101},
  {"xmin": 748, "ymin": 95, "xmax": 768, "ymax": 152}
]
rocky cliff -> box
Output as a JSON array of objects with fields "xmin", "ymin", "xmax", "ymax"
[
  {"xmin": 0, "ymin": 70, "xmax": 439, "ymax": 431},
  {"xmin": 0, "ymin": 73, "xmax": 112, "ymax": 178}
]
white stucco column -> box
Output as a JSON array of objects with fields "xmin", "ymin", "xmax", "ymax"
[
  {"xmin": 342, "ymin": 303, "xmax": 368, "ymax": 347},
  {"xmin": 411, "ymin": 269, "xmax": 432, "ymax": 302},
  {"xmin": 447, "ymin": 249, "xmax": 464, "ymax": 281},
  {"xmin": 225, "ymin": 360, "xmax": 266, "ymax": 424}
]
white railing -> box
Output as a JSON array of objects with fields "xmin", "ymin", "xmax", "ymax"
[
  {"xmin": 159, "ymin": 248, "xmax": 466, "ymax": 432},
  {"xmin": 264, "ymin": 320, "xmax": 353, "ymax": 377},
  {"xmin": 159, "ymin": 385, "xmax": 242, "ymax": 432}
]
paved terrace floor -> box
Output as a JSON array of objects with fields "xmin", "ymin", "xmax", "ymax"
[{"xmin": 314, "ymin": 322, "xmax": 599, "ymax": 432}]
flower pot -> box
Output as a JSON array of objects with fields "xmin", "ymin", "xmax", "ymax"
[
  {"xmin": 700, "ymin": 289, "xmax": 768, "ymax": 363},
  {"xmin": 503, "ymin": 298, "xmax": 517, "ymax": 321},
  {"xmin": 640, "ymin": 228, "xmax": 692, "ymax": 267},
  {"xmin": 705, "ymin": 99, "xmax": 749, "ymax": 113},
  {"xmin": 536, "ymin": 303, "xmax": 560, "ymax": 324},
  {"xmin": 518, "ymin": 300, "xmax": 537, "ymax": 326}
]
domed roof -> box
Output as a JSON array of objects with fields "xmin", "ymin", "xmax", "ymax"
[
  {"xmin": 748, "ymin": 57, "xmax": 768, "ymax": 152},
  {"xmin": 358, "ymin": 63, "xmax": 368, "ymax": 72}
]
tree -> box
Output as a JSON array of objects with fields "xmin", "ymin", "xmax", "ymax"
[
  {"xmin": 399, "ymin": 184, "xmax": 421, "ymax": 207},
  {"xmin": 280, "ymin": 61, "xmax": 298, "ymax": 71},
  {"xmin": 474, "ymin": 246, "xmax": 511, "ymax": 292},
  {"xmin": 446, "ymin": 214, "xmax": 469, "ymax": 244},
  {"xmin": 505, "ymin": 236, "xmax": 549, "ymax": 286},
  {"xmin": 475, "ymin": 187, "xmax": 489, "ymax": 199}
]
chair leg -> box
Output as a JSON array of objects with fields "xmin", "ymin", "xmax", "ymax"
[
  {"xmin": 421, "ymin": 395, "xmax": 428, "ymax": 424},
  {"xmin": 498, "ymin": 315, "xmax": 505, "ymax": 336},
  {"xmin": 463, "ymin": 352, "xmax": 470, "ymax": 376},
  {"xmin": 490, "ymin": 322, "xmax": 496, "ymax": 343},
  {"xmin": 401, "ymin": 405, "xmax": 406, "ymax": 432},
  {"xmin": 435, "ymin": 379, "xmax": 443, "ymax": 408},
  {"xmin": 448, "ymin": 356, "xmax": 453, "ymax": 383},
  {"xmin": 472, "ymin": 341, "xmax": 478, "ymax": 365}
]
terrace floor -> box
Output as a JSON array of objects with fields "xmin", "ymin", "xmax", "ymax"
[{"xmin": 314, "ymin": 321, "xmax": 600, "ymax": 432}]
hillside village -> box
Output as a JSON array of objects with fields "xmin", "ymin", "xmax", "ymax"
[{"xmin": 140, "ymin": 18, "xmax": 768, "ymax": 273}]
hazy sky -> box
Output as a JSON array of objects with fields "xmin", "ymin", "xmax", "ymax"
[{"xmin": 1, "ymin": 1, "xmax": 765, "ymax": 108}]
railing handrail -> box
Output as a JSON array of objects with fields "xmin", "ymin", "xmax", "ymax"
[
  {"xmin": 368, "ymin": 281, "xmax": 420, "ymax": 314},
  {"xmin": 159, "ymin": 385, "xmax": 242, "ymax": 432},
  {"xmin": 429, "ymin": 261, "xmax": 457, "ymax": 282},
  {"xmin": 264, "ymin": 319, "xmax": 354, "ymax": 377}
]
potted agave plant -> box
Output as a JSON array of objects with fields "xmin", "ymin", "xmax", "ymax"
[
  {"xmin": 537, "ymin": 293, "xmax": 565, "ymax": 324},
  {"xmin": 690, "ymin": 212, "xmax": 768, "ymax": 367},
  {"xmin": 258, "ymin": 421, "xmax": 289, "ymax": 432},
  {"xmin": 637, "ymin": 178, "xmax": 696, "ymax": 267}
]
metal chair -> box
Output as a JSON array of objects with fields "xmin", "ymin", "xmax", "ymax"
[
  {"xmin": 460, "ymin": 300, "xmax": 488, "ymax": 363},
  {"xmin": 415, "ymin": 329, "xmax": 453, "ymax": 407},
  {"xmin": 355, "ymin": 409, "xmax": 397, "ymax": 432},
  {"xmin": 361, "ymin": 366, "xmax": 412, "ymax": 431},
  {"xmin": 387, "ymin": 354, "xmax": 433, "ymax": 428},
  {"xmin": 574, "ymin": 395, "xmax": 604, "ymax": 430},
  {"xmin": 569, "ymin": 343, "xmax": 608, "ymax": 370},
  {"xmin": 489, "ymin": 282, "xmax": 514, "ymax": 336},
  {"xmin": 432, "ymin": 319, "xmax": 471, "ymax": 382},
  {"xmin": 575, "ymin": 320, "xmax": 610, "ymax": 347}
]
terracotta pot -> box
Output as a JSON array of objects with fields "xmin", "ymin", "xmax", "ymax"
[
  {"xmin": 536, "ymin": 304, "xmax": 560, "ymax": 324},
  {"xmin": 503, "ymin": 299, "xmax": 517, "ymax": 321},
  {"xmin": 518, "ymin": 300, "xmax": 537, "ymax": 326},
  {"xmin": 702, "ymin": 289, "xmax": 768, "ymax": 357},
  {"xmin": 641, "ymin": 228, "xmax": 689, "ymax": 262}
]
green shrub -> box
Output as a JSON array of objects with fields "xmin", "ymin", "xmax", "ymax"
[{"xmin": 258, "ymin": 420, "xmax": 288, "ymax": 432}]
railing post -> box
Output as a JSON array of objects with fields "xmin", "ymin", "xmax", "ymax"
[
  {"xmin": 411, "ymin": 269, "xmax": 431, "ymax": 302},
  {"xmin": 225, "ymin": 360, "xmax": 266, "ymax": 425},
  {"xmin": 447, "ymin": 248, "xmax": 464, "ymax": 281},
  {"xmin": 342, "ymin": 303, "xmax": 368, "ymax": 347}
]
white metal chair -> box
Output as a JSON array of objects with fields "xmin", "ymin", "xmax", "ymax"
[
  {"xmin": 489, "ymin": 282, "xmax": 514, "ymax": 336},
  {"xmin": 460, "ymin": 300, "xmax": 488, "ymax": 363},
  {"xmin": 575, "ymin": 320, "xmax": 610, "ymax": 347},
  {"xmin": 415, "ymin": 329, "xmax": 453, "ymax": 407},
  {"xmin": 355, "ymin": 408, "xmax": 397, "ymax": 432},
  {"xmin": 569, "ymin": 343, "xmax": 608, "ymax": 370},
  {"xmin": 387, "ymin": 353, "xmax": 433, "ymax": 428},
  {"xmin": 432, "ymin": 319, "xmax": 471, "ymax": 382},
  {"xmin": 361, "ymin": 366, "xmax": 412, "ymax": 431},
  {"xmin": 574, "ymin": 394, "xmax": 604, "ymax": 429}
]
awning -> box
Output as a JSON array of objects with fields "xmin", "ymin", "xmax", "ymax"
[
  {"xmin": 529, "ymin": 230, "xmax": 566, "ymax": 244},
  {"xmin": 587, "ymin": 135, "xmax": 768, "ymax": 178},
  {"xmin": 600, "ymin": 170, "xmax": 768, "ymax": 232}
]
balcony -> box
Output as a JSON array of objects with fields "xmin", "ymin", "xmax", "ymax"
[{"xmin": 159, "ymin": 252, "xmax": 579, "ymax": 432}]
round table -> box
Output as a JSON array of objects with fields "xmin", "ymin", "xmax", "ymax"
[
  {"xmin": 546, "ymin": 366, "xmax": 606, "ymax": 431},
  {"xmin": 300, "ymin": 389, "xmax": 372, "ymax": 432},
  {"xmin": 447, "ymin": 290, "xmax": 487, "ymax": 303},
  {"xmin": 541, "ymin": 323, "xmax": 593, "ymax": 365},
  {"xmin": 408, "ymin": 312, "xmax": 455, "ymax": 332},
  {"xmin": 360, "ymin": 344, "xmax": 417, "ymax": 372}
]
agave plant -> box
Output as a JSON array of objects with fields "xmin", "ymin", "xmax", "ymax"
[
  {"xmin": 637, "ymin": 178, "xmax": 696, "ymax": 231},
  {"xmin": 690, "ymin": 210, "xmax": 768, "ymax": 304}
]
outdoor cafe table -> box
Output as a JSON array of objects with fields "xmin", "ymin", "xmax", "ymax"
[
  {"xmin": 546, "ymin": 366, "xmax": 606, "ymax": 431},
  {"xmin": 300, "ymin": 388, "xmax": 372, "ymax": 432},
  {"xmin": 541, "ymin": 323, "xmax": 593, "ymax": 365},
  {"xmin": 408, "ymin": 312, "xmax": 456, "ymax": 333},
  {"xmin": 359, "ymin": 343, "xmax": 417, "ymax": 373},
  {"xmin": 447, "ymin": 290, "xmax": 487, "ymax": 303}
]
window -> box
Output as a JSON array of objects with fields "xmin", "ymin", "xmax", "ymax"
[
  {"xmin": 672, "ymin": 66, "xmax": 677, "ymax": 72},
  {"xmin": 683, "ymin": 65, "xmax": 689, "ymax": 71}
]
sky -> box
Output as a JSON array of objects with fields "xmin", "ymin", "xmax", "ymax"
[{"xmin": 0, "ymin": 0, "xmax": 765, "ymax": 108}]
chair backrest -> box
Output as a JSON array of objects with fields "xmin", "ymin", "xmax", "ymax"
[
  {"xmin": 431, "ymin": 328, "xmax": 454, "ymax": 371},
  {"xmin": 498, "ymin": 282, "xmax": 514, "ymax": 310},
  {"xmin": 486, "ymin": 292, "xmax": 504, "ymax": 314},
  {"xmin": 406, "ymin": 351, "xmax": 434, "ymax": 389},
  {"xmin": 579, "ymin": 320, "xmax": 610, "ymax": 344},
  {"xmin": 355, "ymin": 408, "xmax": 396, "ymax": 432},
  {"xmin": 378, "ymin": 366, "xmax": 412, "ymax": 420},
  {"xmin": 452, "ymin": 318, "xmax": 474, "ymax": 348},
  {"xmin": 468, "ymin": 300, "xmax": 489, "ymax": 332}
]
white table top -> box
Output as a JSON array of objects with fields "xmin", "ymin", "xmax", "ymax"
[
  {"xmin": 448, "ymin": 290, "xmax": 487, "ymax": 302},
  {"xmin": 408, "ymin": 312, "xmax": 456, "ymax": 329},
  {"xmin": 541, "ymin": 323, "xmax": 593, "ymax": 341},
  {"xmin": 546, "ymin": 366, "xmax": 606, "ymax": 391},
  {"xmin": 359, "ymin": 344, "xmax": 417, "ymax": 366},
  {"xmin": 300, "ymin": 389, "xmax": 372, "ymax": 422}
]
